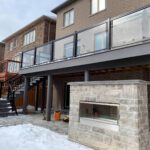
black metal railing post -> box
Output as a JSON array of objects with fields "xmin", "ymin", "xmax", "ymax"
[
  {"xmin": 34, "ymin": 47, "xmax": 37, "ymax": 65},
  {"xmin": 0, "ymin": 82, "xmax": 3, "ymax": 98},
  {"xmin": 73, "ymin": 31, "xmax": 78, "ymax": 57},
  {"xmin": 106, "ymin": 18, "xmax": 112, "ymax": 50},
  {"xmin": 50, "ymin": 41, "xmax": 54, "ymax": 62},
  {"xmin": 20, "ymin": 52, "xmax": 24, "ymax": 69}
]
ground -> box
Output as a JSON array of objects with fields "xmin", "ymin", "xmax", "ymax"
[
  {"xmin": 0, "ymin": 113, "xmax": 93, "ymax": 150},
  {"xmin": 0, "ymin": 124, "xmax": 93, "ymax": 150},
  {"xmin": 0, "ymin": 113, "xmax": 68, "ymax": 135}
]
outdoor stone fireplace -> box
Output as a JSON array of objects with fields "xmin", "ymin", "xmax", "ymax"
[{"xmin": 68, "ymin": 80, "xmax": 149, "ymax": 150}]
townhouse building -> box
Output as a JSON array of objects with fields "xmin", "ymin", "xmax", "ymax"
[
  {"xmin": 1, "ymin": 0, "xmax": 150, "ymax": 149},
  {"xmin": 0, "ymin": 15, "xmax": 56, "ymax": 82},
  {"xmin": 3, "ymin": 15, "xmax": 56, "ymax": 61}
]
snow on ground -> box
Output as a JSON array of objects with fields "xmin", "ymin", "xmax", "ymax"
[{"xmin": 0, "ymin": 124, "xmax": 93, "ymax": 150}]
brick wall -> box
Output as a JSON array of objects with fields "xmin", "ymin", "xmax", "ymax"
[{"xmin": 68, "ymin": 80, "xmax": 149, "ymax": 150}]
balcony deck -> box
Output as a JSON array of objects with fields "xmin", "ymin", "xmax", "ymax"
[{"xmin": 19, "ymin": 4, "xmax": 150, "ymax": 76}]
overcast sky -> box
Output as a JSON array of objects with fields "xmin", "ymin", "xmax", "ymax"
[{"xmin": 0, "ymin": 0, "xmax": 65, "ymax": 41}]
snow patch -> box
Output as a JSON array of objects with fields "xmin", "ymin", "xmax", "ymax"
[{"xmin": 0, "ymin": 124, "xmax": 93, "ymax": 150}]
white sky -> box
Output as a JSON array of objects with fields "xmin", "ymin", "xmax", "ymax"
[{"xmin": 0, "ymin": 0, "xmax": 66, "ymax": 41}]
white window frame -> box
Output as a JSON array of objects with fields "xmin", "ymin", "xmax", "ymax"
[
  {"xmin": 24, "ymin": 30, "xmax": 36, "ymax": 46},
  {"xmin": 64, "ymin": 9, "xmax": 75, "ymax": 27},
  {"xmin": 91, "ymin": 0, "xmax": 106, "ymax": 15},
  {"xmin": 9, "ymin": 42, "xmax": 14, "ymax": 51}
]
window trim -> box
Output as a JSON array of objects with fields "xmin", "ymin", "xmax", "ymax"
[
  {"xmin": 91, "ymin": 0, "xmax": 106, "ymax": 15},
  {"xmin": 64, "ymin": 9, "xmax": 75, "ymax": 27},
  {"xmin": 9, "ymin": 42, "xmax": 14, "ymax": 51},
  {"xmin": 23, "ymin": 30, "xmax": 36, "ymax": 46}
]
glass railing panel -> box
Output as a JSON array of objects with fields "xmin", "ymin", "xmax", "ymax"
[
  {"xmin": 36, "ymin": 43, "xmax": 51, "ymax": 64},
  {"xmin": 77, "ymin": 23, "xmax": 107, "ymax": 56},
  {"xmin": 54, "ymin": 36, "xmax": 74, "ymax": 61},
  {"xmin": 7, "ymin": 61, "xmax": 20, "ymax": 73},
  {"xmin": 22, "ymin": 50, "xmax": 34, "ymax": 68},
  {"xmin": 143, "ymin": 7, "xmax": 150, "ymax": 39},
  {"xmin": 112, "ymin": 7, "xmax": 150, "ymax": 47}
]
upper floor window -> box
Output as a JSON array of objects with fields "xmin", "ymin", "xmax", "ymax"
[
  {"xmin": 9, "ymin": 42, "xmax": 14, "ymax": 51},
  {"xmin": 9, "ymin": 39, "xmax": 18, "ymax": 51},
  {"xmin": 64, "ymin": 9, "xmax": 74, "ymax": 27},
  {"xmin": 91, "ymin": 0, "xmax": 106, "ymax": 15},
  {"xmin": 24, "ymin": 30, "xmax": 36, "ymax": 46}
]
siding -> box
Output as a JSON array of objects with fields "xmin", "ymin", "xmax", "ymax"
[{"xmin": 55, "ymin": 0, "xmax": 150, "ymax": 38}]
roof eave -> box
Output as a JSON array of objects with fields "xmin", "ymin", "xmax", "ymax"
[{"xmin": 51, "ymin": 0, "xmax": 76, "ymax": 14}]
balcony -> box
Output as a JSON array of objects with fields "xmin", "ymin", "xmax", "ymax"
[
  {"xmin": 0, "ymin": 60, "xmax": 20, "ymax": 81},
  {"xmin": 20, "ymin": 5, "xmax": 150, "ymax": 74}
]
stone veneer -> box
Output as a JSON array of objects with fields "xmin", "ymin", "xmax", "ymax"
[{"xmin": 68, "ymin": 80, "xmax": 149, "ymax": 150}]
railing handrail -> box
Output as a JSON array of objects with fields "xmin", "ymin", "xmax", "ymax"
[
  {"xmin": 0, "ymin": 59, "xmax": 20, "ymax": 65},
  {"xmin": 3, "ymin": 74, "xmax": 22, "ymax": 84}
]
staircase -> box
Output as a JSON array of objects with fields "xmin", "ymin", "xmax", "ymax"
[
  {"xmin": 14, "ymin": 77, "xmax": 43, "ymax": 99},
  {"xmin": 0, "ymin": 76, "xmax": 44, "ymax": 117},
  {"xmin": 0, "ymin": 98, "xmax": 16, "ymax": 117}
]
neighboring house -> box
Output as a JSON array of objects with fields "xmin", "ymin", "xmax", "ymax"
[
  {"xmin": 1, "ymin": 1, "xmax": 150, "ymax": 149},
  {"xmin": 3, "ymin": 15, "xmax": 56, "ymax": 61},
  {"xmin": 0, "ymin": 42, "xmax": 5, "ymax": 61}
]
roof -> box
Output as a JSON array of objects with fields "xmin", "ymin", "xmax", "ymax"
[
  {"xmin": 51, "ymin": 0, "xmax": 77, "ymax": 14},
  {"xmin": 3, "ymin": 15, "xmax": 56, "ymax": 42}
]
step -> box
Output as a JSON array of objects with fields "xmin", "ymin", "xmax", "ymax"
[
  {"xmin": 0, "ymin": 100, "xmax": 10, "ymax": 105},
  {"xmin": 0, "ymin": 103, "xmax": 10, "ymax": 107},
  {"xmin": 0, "ymin": 107, "xmax": 12, "ymax": 112},
  {"xmin": 0, "ymin": 112, "xmax": 16, "ymax": 117}
]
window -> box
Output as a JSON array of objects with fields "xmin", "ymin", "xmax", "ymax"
[
  {"xmin": 13, "ymin": 39, "xmax": 18, "ymax": 48},
  {"xmin": 64, "ymin": 9, "xmax": 74, "ymax": 27},
  {"xmin": 91, "ymin": 0, "xmax": 106, "ymax": 14},
  {"xmin": 80, "ymin": 102, "xmax": 119, "ymax": 125},
  {"xmin": 9, "ymin": 39, "xmax": 18, "ymax": 51},
  {"xmin": 95, "ymin": 32, "xmax": 107, "ymax": 51},
  {"xmin": 24, "ymin": 30, "xmax": 36, "ymax": 46},
  {"xmin": 9, "ymin": 42, "xmax": 14, "ymax": 51},
  {"xmin": 64, "ymin": 42, "xmax": 73, "ymax": 58}
]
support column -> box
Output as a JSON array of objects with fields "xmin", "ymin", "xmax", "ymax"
[
  {"xmin": 84, "ymin": 70, "xmax": 90, "ymax": 81},
  {"xmin": 41, "ymin": 77, "xmax": 46, "ymax": 112},
  {"xmin": 35, "ymin": 83, "xmax": 39, "ymax": 111},
  {"xmin": 46, "ymin": 74, "xmax": 53, "ymax": 121},
  {"xmin": 23, "ymin": 76, "xmax": 30, "ymax": 114}
]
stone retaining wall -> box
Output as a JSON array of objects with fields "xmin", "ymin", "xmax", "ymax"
[{"xmin": 68, "ymin": 80, "xmax": 149, "ymax": 150}]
